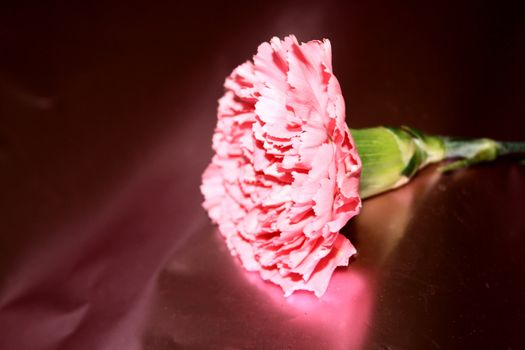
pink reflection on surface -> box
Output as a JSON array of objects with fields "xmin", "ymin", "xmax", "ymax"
[{"xmin": 241, "ymin": 260, "xmax": 375, "ymax": 350}]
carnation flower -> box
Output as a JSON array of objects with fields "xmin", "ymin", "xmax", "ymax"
[
  {"xmin": 201, "ymin": 35, "xmax": 525, "ymax": 298},
  {"xmin": 201, "ymin": 35, "xmax": 361, "ymax": 297}
]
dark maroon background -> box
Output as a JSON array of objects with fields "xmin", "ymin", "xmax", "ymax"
[{"xmin": 1, "ymin": 1, "xmax": 524, "ymax": 349}]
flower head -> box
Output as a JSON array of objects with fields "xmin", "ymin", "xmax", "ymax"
[{"xmin": 201, "ymin": 35, "xmax": 361, "ymax": 297}]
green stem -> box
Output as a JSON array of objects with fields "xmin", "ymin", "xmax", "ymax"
[
  {"xmin": 351, "ymin": 126, "xmax": 525, "ymax": 199},
  {"xmin": 496, "ymin": 141, "xmax": 525, "ymax": 156},
  {"xmin": 441, "ymin": 137, "xmax": 525, "ymax": 171}
]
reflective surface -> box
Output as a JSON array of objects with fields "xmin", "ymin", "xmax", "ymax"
[{"xmin": 1, "ymin": 2, "xmax": 524, "ymax": 350}]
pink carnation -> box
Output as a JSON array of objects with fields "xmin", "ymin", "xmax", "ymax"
[{"xmin": 201, "ymin": 35, "xmax": 361, "ymax": 297}]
